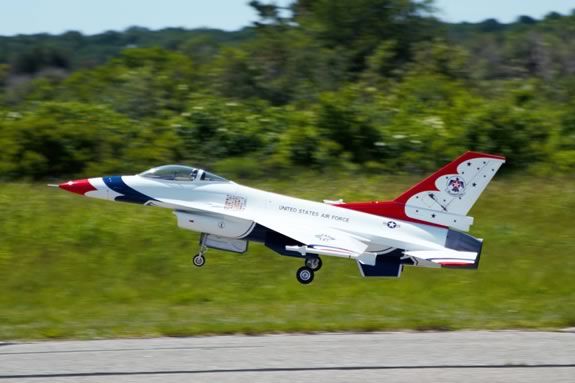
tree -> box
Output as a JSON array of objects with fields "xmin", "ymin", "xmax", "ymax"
[
  {"xmin": 253, "ymin": 0, "xmax": 438, "ymax": 73},
  {"xmin": 463, "ymin": 98, "xmax": 551, "ymax": 169},
  {"xmin": 477, "ymin": 18, "xmax": 504, "ymax": 33},
  {"xmin": 0, "ymin": 102, "xmax": 139, "ymax": 179},
  {"xmin": 58, "ymin": 48, "xmax": 197, "ymax": 118},
  {"xmin": 316, "ymin": 89, "xmax": 381, "ymax": 163},
  {"xmin": 12, "ymin": 45, "xmax": 70, "ymax": 74},
  {"xmin": 517, "ymin": 15, "xmax": 537, "ymax": 25},
  {"xmin": 0, "ymin": 64, "xmax": 8, "ymax": 87},
  {"xmin": 544, "ymin": 12, "xmax": 562, "ymax": 21}
]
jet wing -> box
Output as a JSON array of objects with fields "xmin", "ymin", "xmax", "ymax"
[
  {"xmin": 257, "ymin": 217, "xmax": 370, "ymax": 258},
  {"xmin": 157, "ymin": 198, "xmax": 370, "ymax": 259}
]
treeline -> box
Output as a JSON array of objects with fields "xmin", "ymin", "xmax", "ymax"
[{"xmin": 0, "ymin": 0, "xmax": 574, "ymax": 180}]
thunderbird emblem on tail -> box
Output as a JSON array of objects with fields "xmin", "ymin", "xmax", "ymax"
[
  {"xmin": 55, "ymin": 152, "xmax": 505, "ymax": 284},
  {"xmin": 447, "ymin": 176, "xmax": 465, "ymax": 195}
]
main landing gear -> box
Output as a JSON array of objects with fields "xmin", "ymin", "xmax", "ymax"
[
  {"xmin": 296, "ymin": 256, "xmax": 322, "ymax": 285},
  {"xmin": 305, "ymin": 256, "xmax": 322, "ymax": 271}
]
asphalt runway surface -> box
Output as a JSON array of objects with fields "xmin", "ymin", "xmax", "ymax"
[{"xmin": 0, "ymin": 331, "xmax": 574, "ymax": 382}]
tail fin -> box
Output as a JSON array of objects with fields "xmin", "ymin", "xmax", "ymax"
[
  {"xmin": 394, "ymin": 151, "xmax": 505, "ymax": 230},
  {"xmin": 337, "ymin": 152, "xmax": 505, "ymax": 231},
  {"xmin": 395, "ymin": 152, "xmax": 505, "ymax": 214}
]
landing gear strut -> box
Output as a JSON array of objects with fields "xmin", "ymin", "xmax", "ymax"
[
  {"xmin": 305, "ymin": 256, "xmax": 322, "ymax": 271},
  {"xmin": 193, "ymin": 234, "xmax": 208, "ymax": 267}
]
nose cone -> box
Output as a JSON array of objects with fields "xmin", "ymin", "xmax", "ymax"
[{"xmin": 59, "ymin": 179, "xmax": 97, "ymax": 195}]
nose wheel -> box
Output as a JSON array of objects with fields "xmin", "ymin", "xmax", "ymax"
[{"xmin": 193, "ymin": 253, "xmax": 206, "ymax": 267}]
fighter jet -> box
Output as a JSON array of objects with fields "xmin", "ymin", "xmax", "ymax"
[{"xmin": 56, "ymin": 151, "xmax": 505, "ymax": 284}]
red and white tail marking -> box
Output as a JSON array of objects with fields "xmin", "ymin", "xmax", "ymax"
[
  {"xmin": 395, "ymin": 152, "xmax": 505, "ymax": 215},
  {"xmin": 337, "ymin": 152, "xmax": 505, "ymax": 231}
]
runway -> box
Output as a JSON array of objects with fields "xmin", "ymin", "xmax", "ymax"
[{"xmin": 1, "ymin": 331, "xmax": 574, "ymax": 382}]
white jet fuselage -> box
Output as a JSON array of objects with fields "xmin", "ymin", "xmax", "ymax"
[
  {"xmin": 58, "ymin": 152, "xmax": 505, "ymax": 283},
  {"xmin": 89, "ymin": 175, "xmax": 450, "ymax": 259}
]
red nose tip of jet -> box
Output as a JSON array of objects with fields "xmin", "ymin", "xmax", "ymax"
[{"xmin": 59, "ymin": 179, "xmax": 97, "ymax": 195}]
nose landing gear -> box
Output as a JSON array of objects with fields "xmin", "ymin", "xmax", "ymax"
[{"xmin": 193, "ymin": 234, "xmax": 208, "ymax": 267}]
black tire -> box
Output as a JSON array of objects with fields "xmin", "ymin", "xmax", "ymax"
[
  {"xmin": 305, "ymin": 257, "xmax": 323, "ymax": 271},
  {"xmin": 296, "ymin": 266, "xmax": 314, "ymax": 284},
  {"xmin": 193, "ymin": 254, "xmax": 205, "ymax": 267}
]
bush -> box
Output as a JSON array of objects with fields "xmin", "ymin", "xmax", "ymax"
[{"xmin": 0, "ymin": 102, "xmax": 137, "ymax": 179}]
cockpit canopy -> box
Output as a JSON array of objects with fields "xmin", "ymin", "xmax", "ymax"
[{"xmin": 139, "ymin": 165, "xmax": 228, "ymax": 182}]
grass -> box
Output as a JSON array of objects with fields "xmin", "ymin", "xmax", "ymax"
[{"xmin": 0, "ymin": 175, "xmax": 573, "ymax": 340}]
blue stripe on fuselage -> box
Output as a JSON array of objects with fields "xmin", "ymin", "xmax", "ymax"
[{"xmin": 103, "ymin": 176, "xmax": 157, "ymax": 204}]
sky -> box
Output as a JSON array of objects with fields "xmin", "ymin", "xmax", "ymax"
[
  {"xmin": 434, "ymin": 0, "xmax": 573, "ymax": 23},
  {"xmin": 0, "ymin": 0, "xmax": 573, "ymax": 36}
]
